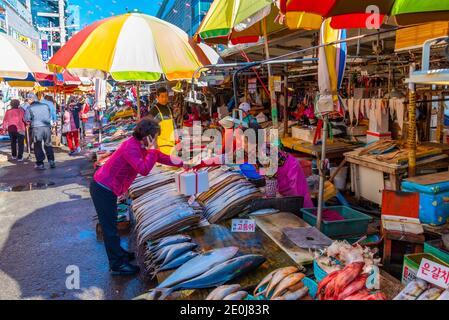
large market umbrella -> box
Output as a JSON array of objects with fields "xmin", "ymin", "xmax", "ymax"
[
  {"xmin": 195, "ymin": 0, "xmax": 291, "ymax": 45},
  {"xmin": 315, "ymin": 19, "xmax": 347, "ymax": 230},
  {"xmin": 390, "ymin": 0, "xmax": 449, "ymax": 26},
  {"xmin": 279, "ymin": 0, "xmax": 395, "ymax": 29},
  {"xmin": 48, "ymin": 13, "xmax": 211, "ymax": 82},
  {"xmin": 0, "ymin": 33, "xmax": 49, "ymax": 79},
  {"xmin": 195, "ymin": 0, "xmax": 304, "ymax": 128}
]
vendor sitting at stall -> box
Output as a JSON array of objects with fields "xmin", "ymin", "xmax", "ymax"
[
  {"xmin": 235, "ymin": 102, "xmax": 259, "ymax": 130},
  {"xmin": 90, "ymin": 118, "xmax": 185, "ymax": 276},
  {"xmin": 198, "ymin": 119, "xmax": 313, "ymax": 208},
  {"xmin": 148, "ymin": 87, "xmax": 176, "ymax": 155}
]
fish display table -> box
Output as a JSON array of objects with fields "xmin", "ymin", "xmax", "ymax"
[
  {"xmin": 155, "ymin": 221, "xmax": 299, "ymax": 300},
  {"xmin": 151, "ymin": 213, "xmax": 404, "ymax": 300}
]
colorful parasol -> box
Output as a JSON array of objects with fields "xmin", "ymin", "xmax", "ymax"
[
  {"xmin": 0, "ymin": 33, "xmax": 49, "ymax": 79},
  {"xmin": 195, "ymin": 0, "xmax": 292, "ymax": 45},
  {"xmin": 318, "ymin": 19, "xmax": 347, "ymax": 105},
  {"xmin": 48, "ymin": 13, "xmax": 212, "ymax": 82},
  {"xmin": 390, "ymin": 0, "xmax": 449, "ymax": 26},
  {"xmin": 279, "ymin": 0, "xmax": 395, "ymax": 29}
]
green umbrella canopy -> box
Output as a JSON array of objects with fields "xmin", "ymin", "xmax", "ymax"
[{"xmin": 391, "ymin": 0, "xmax": 449, "ymax": 25}]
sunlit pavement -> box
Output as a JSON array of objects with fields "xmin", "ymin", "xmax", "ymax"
[{"xmin": 0, "ymin": 120, "xmax": 148, "ymax": 300}]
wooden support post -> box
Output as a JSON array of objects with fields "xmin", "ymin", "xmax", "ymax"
[{"xmin": 408, "ymin": 65, "xmax": 417, "ymax": 177}]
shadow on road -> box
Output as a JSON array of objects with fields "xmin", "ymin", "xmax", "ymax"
[{"xmin": 0, "ymin": 199, "xmax": 149, "ymax": 300}]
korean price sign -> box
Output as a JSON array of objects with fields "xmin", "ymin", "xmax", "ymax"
[
  {"xmin": 231, "ymin": 219, "xmax": 256, "ymax": 233},
  {"xmin": 417, "ymin": 258, "xmax": 449, "ymax": 289}
]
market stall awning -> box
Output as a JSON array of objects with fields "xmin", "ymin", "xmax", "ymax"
[
  {"xmin": 48, "ymin": 13, "xmax": 211, "ymax": 82},
  {"xmin": 279, "ymin": 0, "xmax": 395, "ymax": 29},
  {"xmin": 391, "ymin": 0, "xmax": 449, "ymax": 26}
]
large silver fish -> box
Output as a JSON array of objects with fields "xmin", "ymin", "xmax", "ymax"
[
  {"xmin": 157, "ymin": 246, "xmax": 239, "ymax": 289},
  {"xmin": 152, "ymin": 251, "xmax": 199, "ymax": 275},
  {"xmin": 147, "ymin": 242, "xmax": 197, "ymax": 267},
  {"xmin": 170, "ymin": 254, "xmax": 266, "ymax": 290}
]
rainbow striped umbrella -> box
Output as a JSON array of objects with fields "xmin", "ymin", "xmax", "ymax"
[
  {"xmin": 279, "ymin": 0, "xmax": 395, "ymax": 29},
  {"xmin": 49, "ymin": 13, "xmax": 212, "ymax": 82},
  {"xmin": 391, "ymin": 0, "xmax": 449, "ymax": 26},
  {"xmin": 196, "ymin": 0, "xmax": 293, "ymax": 45}
]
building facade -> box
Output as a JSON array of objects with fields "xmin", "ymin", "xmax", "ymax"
[
  {"xmin": 66, "ymin": 4, "xmax": 80, "ymax": 38},
  {"xmin": 156, "ymin": 0, "xmax": 213, "ymax": 37},
  {"xmin": 191, "ymin": 0, "xmax": 212, "ymax": 36},
  {"xmin": 1, "ymin": 0, "xmax": 40, "ymax": 53},
  {"xmin": 31, "ymin": 0, "xmax": 68, "ymax": 59}
]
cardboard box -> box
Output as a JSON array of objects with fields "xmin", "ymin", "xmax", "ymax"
[{"xmin": 175, "ymin": 170, "xmax": 209, "ymax": 196}]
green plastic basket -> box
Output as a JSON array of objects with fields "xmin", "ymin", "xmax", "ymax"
[
  {"xmin": 301, "ymin": 206, "xmax": 372, "ymax": 238},
  {"xmin": 424, "ymin": 240, "xmax": 449, "ymax": 265}
]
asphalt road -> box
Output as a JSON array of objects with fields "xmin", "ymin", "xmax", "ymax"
[{"xmin": 0, "ymin": 129, "xmax": 148, "ymax": 300}]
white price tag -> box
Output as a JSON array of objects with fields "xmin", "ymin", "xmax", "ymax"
[
  {"xmin": 417, "ymin": 258, "xmax": 449, "ymax": 289},
  {"xmin": 231, "ymin": 219, "xmax": 256, "ymax": 233}
]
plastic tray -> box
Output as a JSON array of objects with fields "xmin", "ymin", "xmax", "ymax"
[{"xmin": 301, "ymin": 206, "xmax": 372, "ymax": 238}]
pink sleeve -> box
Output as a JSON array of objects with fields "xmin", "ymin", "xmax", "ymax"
[
  {"xmin": 154, "ymin": 150, "xmax": 184, "ymax": 167},
  {"xmin": 122, "ymin": 144, "xmax": 158, "ymax": 176}
]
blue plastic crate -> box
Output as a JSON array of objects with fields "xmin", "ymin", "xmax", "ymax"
[{"xmin": 402, "ymin": 180, "xmax": 449, "ymax": 225}]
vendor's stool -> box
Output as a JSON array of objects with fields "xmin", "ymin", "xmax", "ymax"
[{"xmin": 380, "ymin": 191, "xmax": 425, "ymax": 266}]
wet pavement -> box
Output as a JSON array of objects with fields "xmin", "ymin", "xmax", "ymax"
[{"xmin": 0, "ymin": 125, "xmax": 149, "ymax": 300}]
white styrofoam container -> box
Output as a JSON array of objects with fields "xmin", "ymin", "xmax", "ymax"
[{"xmin": 175, "ymin": 170, "xmax": 209, "ymax": 196}]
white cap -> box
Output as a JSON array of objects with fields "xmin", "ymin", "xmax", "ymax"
[{"xmin": 239, "ymin": 102, "xmax": 250, "ymax": 113}]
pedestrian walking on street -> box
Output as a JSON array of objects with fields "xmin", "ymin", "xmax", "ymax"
[
  {"xmin": 79, "ymin": 97, "xmax": 90, "ymax": 138},
  {"xmin": 24, "ymin": 93, "xmax": 55, "ymax": 170},
  {"xmin": 63, "ymin": 102, "xmax": 80, "ymax": 155},
  {"xmin": 2, "ymin": 99, "xmax": 25, "ymax": 161},
  {"xmin": 90, "ymin": 118, "xmax": 185, "ymax": 276}
]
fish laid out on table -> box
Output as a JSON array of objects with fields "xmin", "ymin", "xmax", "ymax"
[
  {"xmin": 134, "ymin": 247, "xmax": 265, "ymax": 300},
  {"xmin": 143, "ymin": 234, "xmax": 199, "ymax": 278},
  {"xmin": 253, "ymin": 267, "xmax": 310, "ymax": 300}
]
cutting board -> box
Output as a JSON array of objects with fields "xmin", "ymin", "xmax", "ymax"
[{"xmin": 254, "ymin": 212, "xmax": 314, "ymax": 265}]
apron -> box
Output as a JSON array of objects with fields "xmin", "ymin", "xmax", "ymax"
[{"xmin": 154, "ymin": 105, "xmax": 176, "ymax": 155}]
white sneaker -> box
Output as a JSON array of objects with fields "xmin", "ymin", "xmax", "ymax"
[
  {"xmin": 11, "ymin": 156, "xmax": 17, "ymax": 160},
  {"xmin": 17, "ymin": 157, "xmax": 24, "ymax": 162}
]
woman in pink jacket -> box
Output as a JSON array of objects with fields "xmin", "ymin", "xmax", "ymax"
[
  {"xmin": 2, "ymin": 99, "xmax": 26, "ymax": 161},
  {"xmin": 90, "ymin": 118, "xmax": 184, "ymax": 276},
  {"xmin": 63, "ymin": 103, "xmax": 80, "ymax": 155}
]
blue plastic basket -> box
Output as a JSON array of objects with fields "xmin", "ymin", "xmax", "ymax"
[{"xmin": 313, "ymin": 260, "xmax": 328, "ymax": 283}]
